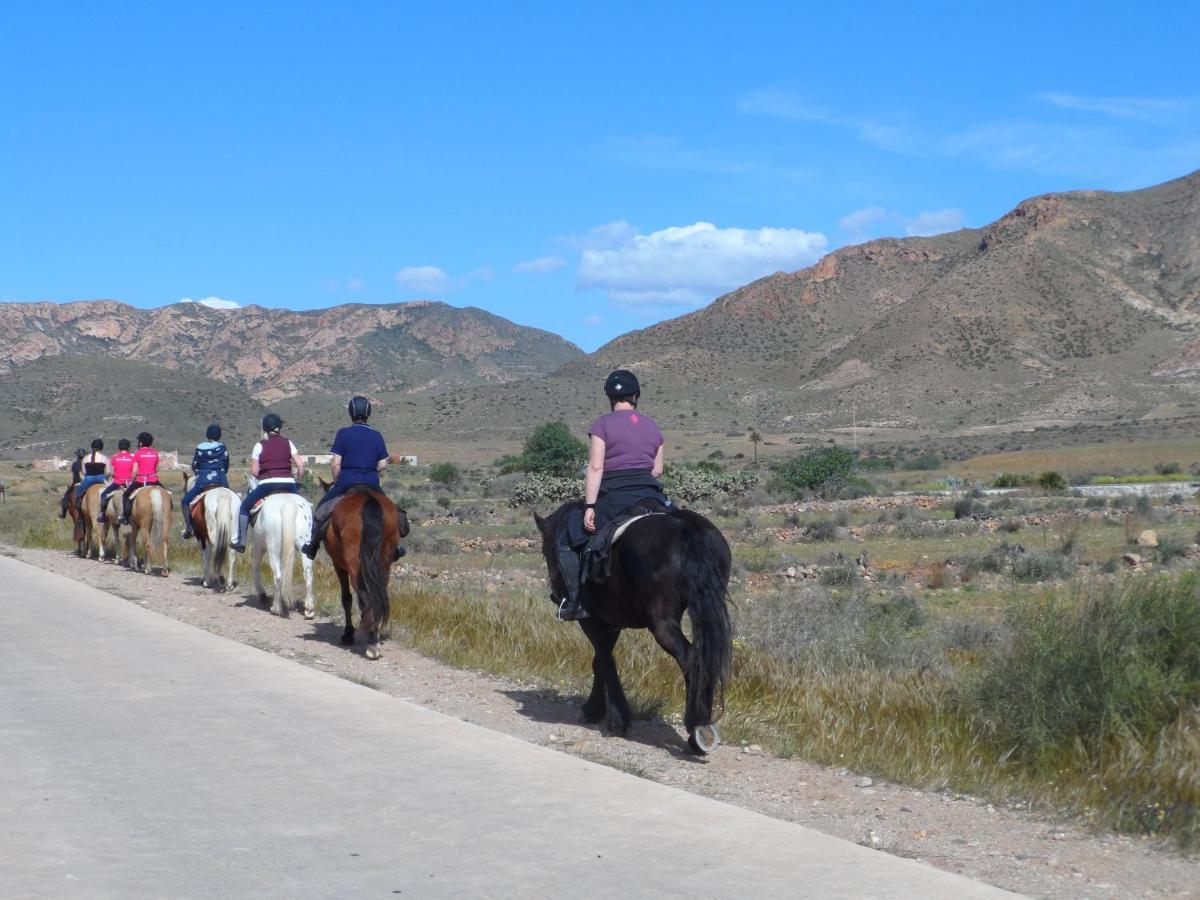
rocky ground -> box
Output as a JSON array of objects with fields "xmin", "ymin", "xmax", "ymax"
[{"xmin": 7, "ymin": 542, "xmax": 1199, "ymax": 899}]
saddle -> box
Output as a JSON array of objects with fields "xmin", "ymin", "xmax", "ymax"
[
  {"xmin": 583, "ymin": 497, "xmax": 671, "ymax": 584},
  {"xmin": 188, "ymin": 484, "xmax": 221, "ymax": 511}
]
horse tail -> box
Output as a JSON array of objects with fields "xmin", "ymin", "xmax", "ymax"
[
  {"xmin": 682, "ymin": 519, "xmax": 733, "ymax": 731},
  {"xmin": 211, "ymin": 492, "xmax": 231, "ymax": 574},
  {"xmin": 150, "ymin": 489, "xmax": 165, "ymax": 568},
  {"xmin": 279, "ymin": 498, "xmax": 296, "ymax": 608},
  {"xmin": 357, "ymin": 494, "xmax": 391, "ymax": 633}
]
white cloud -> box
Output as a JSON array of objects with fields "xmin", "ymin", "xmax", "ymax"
[
  {"xmin": 394, "ymin": 265, "xmax": 452, "ymax": 295},
  {"xmin": 578, "ymin": 222, "xmax": 828, "ymax": 307},
  {"xmin": 904, "ymin": 208, "xmax": 965, "ymax": 236},
  {"xmin": 584, "ymin": 314, "xmax": 603, "ymax": 326},
  {"xmin": 1037, "ymin": 92, "xmax": 1195, "ymax": 123},
  {"xmin": 513, "ymin": 255, "xmax": 568, "ymax": 274},
  {"xmin": 558, "ymin": 220, "xmax": 639, "ymax": 253},
  {"xmin": 178, "ymin": 296, "xmax": 240, "ymax": 310},
  {"xmin": 839, "ymin": 206, "xmax": 889, "ymax": 243}
]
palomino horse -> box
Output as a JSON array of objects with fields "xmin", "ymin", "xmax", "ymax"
[
  {"xmin": 100, "ymin": 489, "xmax": 131, "ymax": 565},
  {"xmin": 245, "ymin": 484, "xmax": 316, "ymax": 618},
  {"xmin": 128, "ymin": 484, "xmax": 172, "ymax": 575},
  {"xmin": 182, "ymin": 471, "xmax": 240, "ymax": 591},
  {"xmin": 323, "ymin": 485, "xmax": 409, "ymax": 659},
  {"xmin": 75, "ymin": 483, "xmax": 107, "ymax": 560},
  {"xmin": 534, "ymin": 504, "xmax": 733, "ymax": 755}
]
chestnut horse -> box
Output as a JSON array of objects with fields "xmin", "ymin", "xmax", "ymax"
[
  {"xmin": 534, "ymin": 503, "xmax": 733, "ymax": 755},
  {"xmin": 77, "ymin": 483, "xmax": 107, "ymax": 560},
  {"xmin": 128, "ymin": 484, "xmax": 171, "ymax": 575},
  {"xmin": 323, "ymin": 484, "xmax": 409, "ymax": 660}
]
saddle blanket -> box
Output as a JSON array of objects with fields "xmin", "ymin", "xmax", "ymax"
[{"xmin": 584, "ymin": 508, "xmax": 669, "ymax": 584}]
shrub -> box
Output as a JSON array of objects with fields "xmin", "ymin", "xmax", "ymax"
[
  {"xmin": 993, "ymin": 473, "xmax": 1034, "ymax": 488},
  {"xmin": 508, "ymin": 473, "xmax": 583, "ymax": 508},
  {"xmin": 819, "ymin": 558, "xmax": 860, "ymax": 586},
  {"xmin": 521, "ymin": 421, "xmax": 587, "ymax": 476},
  {"xmin": 966, "ymin": 574, "xmax": 1200, "ymax": 761},
  {"xmin": 1154, "ymin": 536, "xmax": 1190, "ymax": 564},
  {"xmin": 1037, "ymin": 471, "xmax": 1066, "ymax": 491},
  {"xmin": 1154, "ymin": 462, "xmax": 1182, "ymax": 476},
  {"xmin": 661, "ymin": 466, "xmax": 758, "ymax": 502},
  {"xmin": 953, "ymin": 497, "xmax": 988, "ymax": 519},
  {"xmin": 903, "ymin": 453, "xmax": 941, "ymax": 471},
  {"xmin": 1011, "ymin": 550, "xmax": 1074, "ymax": 582},
  {"xmin": 429, "ymin": 462, "xmax": 461, "ymax": 485},
  {"xmin": 770, "ymin": 446, "xmax": 855, "ymax": 498},
  {"xmin": 406, "ymin": 528, "xmax": 460, "ymax": 554},
  {"xmin": 1084, "ymin": 495, "xmax": 1108, "ymax": 509},
  {"xmin": 804, "ymin": 519, "xmax": 840, "ymax": 542}
]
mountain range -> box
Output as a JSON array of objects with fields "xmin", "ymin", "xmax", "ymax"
[{"xmin": 2, "ymin": 169, "xmax": 1198, "ymax": 456}]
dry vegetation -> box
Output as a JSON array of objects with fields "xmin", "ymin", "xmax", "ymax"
[{"xmin": 3, "ymin": 444, "xmax": 1198, "ymax": 850}]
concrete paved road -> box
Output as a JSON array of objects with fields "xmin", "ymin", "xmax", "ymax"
[{"xmin": 0, "ymin": 556, "xmax": 1019, "ymax": 898}]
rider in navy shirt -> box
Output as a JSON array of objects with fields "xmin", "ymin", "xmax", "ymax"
[
  {"xmin": 302, "ymin": 396, "xmax": 396, "ymax": 559},
  {"xmin": 181, "ymin": 423, "xmax": 230, "ymax": 539}
]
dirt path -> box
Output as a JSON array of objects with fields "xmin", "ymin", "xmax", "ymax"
[{"xmin": 8, "ymin": 543, "xmax": 1197, "ymax": 899}]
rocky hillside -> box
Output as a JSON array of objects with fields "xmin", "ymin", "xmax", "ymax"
[
  {"xmin": 0, "ymin": 300, "xmax": 581, "ymax": 404},
  {"xmin": 402, "ymin": 169, "xmax": 1200, "ymax": 441}
]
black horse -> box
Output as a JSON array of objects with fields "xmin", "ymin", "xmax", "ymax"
[{"xmin": 534, "ymin": 502, "xmax": 733, "ymax": 754}]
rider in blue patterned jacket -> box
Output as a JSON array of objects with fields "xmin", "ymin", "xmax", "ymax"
[{"xmin": 181, "ymin": 423, "xmax": 230, "ymax": 539}]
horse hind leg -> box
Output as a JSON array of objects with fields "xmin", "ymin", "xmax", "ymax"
[{"xmin": 337, "ymin": 569, "xmax": 354, "ymax": 645}]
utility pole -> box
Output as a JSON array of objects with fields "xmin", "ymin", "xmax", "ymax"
[{"xmin": 852, "ymin": 399, "xmax": 857, "ymax": 452}]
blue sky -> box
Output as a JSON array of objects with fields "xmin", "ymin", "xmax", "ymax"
[{"xmin": 2, "ymin": 2, "xmax": 1197, "ymax": 351}]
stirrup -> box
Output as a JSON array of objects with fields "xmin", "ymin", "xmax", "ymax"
[{"xmin": 556, "ymin": 596, "xmax": 590, "ymax": 622}]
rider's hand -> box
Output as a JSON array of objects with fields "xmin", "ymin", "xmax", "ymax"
[{"xmin": 583, "ymin": 508, "xmax": 596, "ymax": 532}]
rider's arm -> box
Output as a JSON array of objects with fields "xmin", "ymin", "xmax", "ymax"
[
  {"xmin": 330, "ymin": 453, "xmax": 342, "ymax": 481},
  {"xmin": 651, "ymin": 444, "xmax": 665, "ymax": 479},
  {"xmin": 585, "ymin": 436, "xmax": 605, "ymax": 505},
  {"xmin": 250, "ymin": 457, "xmax": 260, "ymax": 478},
  {"xmin": 291, "ymin": 452, "xmax": 305, "ymax": 482}
]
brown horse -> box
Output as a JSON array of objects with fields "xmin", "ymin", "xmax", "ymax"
[
  {"xmin": 323, "ymin": 485, "xmax": 409, "ymax": 659},
  {"xmin": 128, "ymin": 484, "xmax": 172, "ymax": 575}
]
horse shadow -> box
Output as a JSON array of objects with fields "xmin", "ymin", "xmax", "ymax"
[{"xmin": 500, "ymin": 688, "xmax": 703, "ymax": 760}]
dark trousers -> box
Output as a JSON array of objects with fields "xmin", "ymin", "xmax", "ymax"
[
  {"xmin": 183, "ymin": 470, "xmax": 228, "ymax": 509},
  {"xmin": 121, "ymin": 480, "xmax": 159, "ymax": 520},
  {"xmin": 238, "ymin": 481, "xmax": 300, "ymax": 519},
  {"xmin": 97, "ymin": 482, "xmax": 127, "ymax": 519}
]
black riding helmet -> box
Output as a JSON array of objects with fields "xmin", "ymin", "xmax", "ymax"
[
  {"xmin": 348, "ymin": 395, "xmax": 372, "ymax": 421},
  {"xmin": 261, "ymin": 413, "xmax": 283, "ymax": 433},
  {"xmin": 604, "ymin": 369, "xmax": 640, "ymax": 400},
  {"xmin": 137, "ymin": 432, "xmax": 153, "ymax": 447},
  {"xmin": 206, "ymin": 423, "xmax": 222, "ymax": 441}
]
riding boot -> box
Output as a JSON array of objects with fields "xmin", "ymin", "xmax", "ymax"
[
  {"xmin": 118, "ymin": 496, "xmax": 132, "ymax": 526},
  {"xmin": 181, "ymin": 513, "xmax": 193, "ymax": 540},
  {"xmin": 230, "ymin": 514, "xmax": 250, "ymax": 553},
  {"xmin": 392, "ymin": 544, "xmax": 406, "ymax": 563},
  {"xmin": 555, "ymin": 543, "xmax": 589, "ymax": 621},
  {"xmin": 301, "ymin": 519, "xmax": 324, "ymax": 560}
]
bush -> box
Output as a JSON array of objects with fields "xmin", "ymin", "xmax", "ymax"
[
  {"xmin": 1011, "ymin": 550, "xmax": 1074, "ymax": 582},
  {"xmin": 429, "ymin": 462, "xmax": 461, "ymax": 485},
  {"xmin": 993, "ymin": 473, "xmax": 1034, "ymax": 488},
  {"xmin": 521, "ymin": 421, "xmax": 587, "ymax": 476},
  {"xmin": 966, "ymin": 574, "xmax": 1200, "ymax": 761},
  {"xmin": 770, "ymin": 446, "xmax": 855, "ymax": 498},
  {"xmin": 804, "ymin": 520, "xmax": 840, "ymax": 542},
  {"xmin": 903, "ymin": 453, "xmax": 941, "ymax": 471},
  {"xmin": 508, "ymin": 473, "xmax": 583, "ymax": 508},
  {"xmin": 1154, "ymin": 462, "xmax": 1182, "ymax": 476},
  {"xmin": 661, "ymin": 466, "xmax": 757, "ymax": 502},
  {"xmin": 819, "ymin": 558, "xmax": 860, "ymax": 586},
  {"xmin": 953, "ymin": 497, "xmax": 988, "ymax": 519},
  {"xmin": 1037, "ymin": 471, "xmax": 1067, "ymax": 491}
]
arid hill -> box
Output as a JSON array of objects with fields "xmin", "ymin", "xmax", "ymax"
[
  {"xmin": 0, "ymin": 300, "xmax": 581, "ymax": 404},
  {"xmin": 393, "ymin": 169, "xmax": 1200, "ymax": 442}
]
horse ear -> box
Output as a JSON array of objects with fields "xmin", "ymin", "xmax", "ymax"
[{"xmin": 533, "ymin": 513, "xmax": 546, "ymax": 534}]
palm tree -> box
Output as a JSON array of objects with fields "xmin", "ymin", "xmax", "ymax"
[{"xmin": 749, "ymin": 430, "xmax": 762, "ymax": 464}]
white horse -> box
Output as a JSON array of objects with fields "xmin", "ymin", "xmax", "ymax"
[
  {"xmin": 246, "ymin": 483, "xmax": 316, "ymax": 619},
  {"xmin": 182, "ymin": 472, "xmax": 240, "ymax": 591}
]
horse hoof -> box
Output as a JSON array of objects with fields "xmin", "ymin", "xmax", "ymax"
[
  {"xmin": 365, "ymin": 645, "xmax": 381, "ymax": 660},
  {"xmin": 303, "ymin": 608, "xmax": 315, "ymax": 620},
  {"xmin": 340, "ymin": 632, "xmax": 354, "ymax": 645},
  {"xmin": 258, "ymin": 593, "xmax": 270, "ymax": 606},
  {"xmin": 581, "ymin": 703, "xmax": 605, "ymax": 724},
  {"xmin": 688, "ymin": 724, "xmax": 720, "ymax": 755}
]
